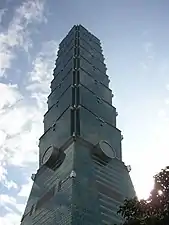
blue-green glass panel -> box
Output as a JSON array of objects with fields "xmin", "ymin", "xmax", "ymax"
[
  {"xmin": 53, "ymin": 56, "xmax": 73, "ymax": 78},
  {"xmin": 51, "ymin": 68, "xmax": 73, "ymax": 91},
  {"xmin": 44, "ymin": 87, "xmax": 73, "ymax": 132},
  {"xmin": 79, "ymin": 25, "xmax": 101, "ymax": 49},
  {"xmin": 79, "ymin": 106, "xmax": 122, "ymax": 159},
  {"xmin": 58, "ymin": 38, "xmax": 74, "ymax": 58},
  {"xmin": 59, "ymin": 26, "xmax": 76, "ymax": 49},
  {"xmin": 79, "ymin": 34, "xmax": 101, "ymax": 55},
  {"xmin": 79, "ymin": 68, "xmax": 112, "ymax": 103},
  {"xmin": 79, "ymin": 25, "xmax": 100, "ymax": 44},
  {"xmin": 80, "ymin": 66, "xmax": 109, "ymax": 87},
  {"xmin": 48, "ymin": 72, "xmax": 73, "ymax": 108},
  {"xmin": 80, "ymin": 38, "xmax": 104, "ymax": 61},
  {"xmin": 80, "ymin": 47, "xmax": 106, "ymax": 73},
  {"xmin": 79, "ymin": 85, "xmax": 116, "ymax": 126},
  {"xmin": 56, "ymin": 47, "xmax": 74, "ymax": 69},
  {"xmin": 39, "ymin": 108, "xmax": 71, "ymax": 163}
]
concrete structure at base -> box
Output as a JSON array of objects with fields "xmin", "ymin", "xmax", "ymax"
[{"xmin": 20, "ymin": 25, "xmax": 136, "ymax": 225}]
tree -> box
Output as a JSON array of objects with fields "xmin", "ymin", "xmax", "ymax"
[{"xmin": 117, "ymin": 166, "xmax": 169, "ymax": 225}]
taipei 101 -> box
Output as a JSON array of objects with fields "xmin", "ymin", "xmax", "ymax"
[{"xmin": 0, "ymin": 1, "xmax": 168, "ymax": 225}]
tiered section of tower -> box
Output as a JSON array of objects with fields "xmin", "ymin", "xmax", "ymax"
[
  {"xmin": 39, "ymin": 25, "xmax": 121, "ymax": 166},
  {"xmin": 20, "ymin": 25, "xmax": 135, "ymax": 225}
]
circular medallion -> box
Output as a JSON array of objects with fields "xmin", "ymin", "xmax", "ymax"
[
  {"xmin": 99, "ymin": 140, "xmax": 116, "ymax": 159},
  {"xmin": 42, "ymin": 146, "xmax": 54, "ymax": 165}
]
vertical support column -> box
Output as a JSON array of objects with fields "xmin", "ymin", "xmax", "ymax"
[
  {"xmin": 71, "ymin": 26, "xmax": 80, "ymax": 136},
  {"xmin": 75, "ymin": 26, "xmax": 80, "ymax": 136}
]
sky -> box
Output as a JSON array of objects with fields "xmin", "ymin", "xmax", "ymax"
[{"xmin": 0, "ymin": 0, "xmax": 169, "ymax": 224}]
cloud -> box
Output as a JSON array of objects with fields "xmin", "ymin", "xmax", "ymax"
[
  {"xmin": 0, "ymin": 101, "xmax": 43, "ymax": 167},
  {"xmin": 0, "ymin": 195, "xmax": 24, "ymax": 225},
  {"xmin": 0, "ymin": 39, "xmax": 58, "ymax": 168},
  {"xmin": 0, "ymin": 0, "xmax": 46, "ymax": 77},
  {"xmin": 0, "ymin": 213, "xmax": 21, "ymax": 225},
  {"xmin": 0, "ymin": 1, "xmax": 57, "ymax": 223},
  {"xmin": 18, "ymin": 179, "xmax": 32, "ymax": 197},
  {"xmin": 0, "ymin": 39, "xmax": 58, "ymax": 223},
  {"xmin": 0, "ymin": 162, "xmax": 7, "ymax": 182},
  {"xmin": 0, "ymin": 213, "xmax": 20, "ymax": 225},
  {"xmin": 0, "ymin": 82, "xmax": 41, "ymax": 220},
  {"xmin": 0, "ymin": 83, "xmax": 22, "ymax": 111},
  {"xmin": 26, "ymin": 40, "xmax": 58, "ymax": 109}
]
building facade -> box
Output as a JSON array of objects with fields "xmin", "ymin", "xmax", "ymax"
[{"xmin": 20, "ymin": 25, "xmax": 135, "ymax": 225}]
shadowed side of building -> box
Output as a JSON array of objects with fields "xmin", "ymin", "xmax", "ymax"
[{"xmin": 20, "ymin": 25, "xmax": 135, "ymax": 225}]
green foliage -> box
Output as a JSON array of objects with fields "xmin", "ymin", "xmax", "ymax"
[{"xmin": 117, "ymin": 166, "xmax": 169, "ymax": 225}]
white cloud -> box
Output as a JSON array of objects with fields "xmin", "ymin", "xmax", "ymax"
[
  {"xmin": 0, "ymin": 194, "xmax": 24, "ymax": 215},
  {"xmin": 0, "ymin": 0, "xmax": 46, "ymax": 77},
  {"xmin": 0, "ymin": 38, "xmax": 58, "ymax": 224},
  {"xmin": 27, "ymin": 40, "xmax": 58, "ymax": 109},
  {"xmin": 0, "ymin": 195, "xmax": 23, "ymax": 224},
  {"xmin": 0, "ymin": 84, "xmax": 23, "ymax": 188},
  {"xmin": 0, "ymin": 213, "xmax": 21, "ymax": 225},
  {"xmin": 0, "ymin": 104, "xmax": 43, "ymax": 166},
  {"xmin": 4, "ymin": 180, "xmax": 18, "ymax": 190},
  {"xmin": 0, "ymin": 83, "xmax": 22, "ymax": 110},
  {"xmin": 28, "ymin": 40, "xmax": 58, "ymax": 84},
  {"xmin": 0, "ymin": 194, "xmax": 16, "ymax": 206},
  {"xmin": 0, "ymin": 40, "xmax": 58, "ymax": 169},
  {"xmin": 0, "ymin": 85, "xmax": 41, "ymax": 222},
  {"xmin": 0, "ymin": 130, "xmax": 7, "ymax": 147},
  {"xmin": 18, "ymin": 180, "xmax": 33, "ymax": 197},
  {"xmin": 0, "ymin": 213, "xmax": 20, "ymax": 225},
  {"xmin": 0, "ymin": 162, "xmax": 7, "ymax": 182},
  {"xmin": 0, "ymin": 2, "xmax": 57, "ymax": 224}
]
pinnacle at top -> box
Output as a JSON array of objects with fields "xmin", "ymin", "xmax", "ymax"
[
  {"xmin": 59, "ymin": 24, "xmax": 101, "ymax": 50},
  {"xmin": 55, "ymin": 24, "xmax": 106, "ymax": 80}
]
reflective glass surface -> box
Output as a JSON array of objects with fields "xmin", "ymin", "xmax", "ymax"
[
  {"xmin": 72, "ymin": 141, "xmax": 103, "ymax": 225},
  {"xmin": 44, "ymin": 87, "xmax": 73, "ymax": 132},
  {"xmin": 79, "ymin": 66, "xmax": 109, "ymax": 87},
  {"xmin": 79, "ymin": 106, "xmax": 122, "ymax": 159},
  {"xmin": 79, "ymin": 85, "xmax": 116, "ymax": 126},
  {"xmin": 80, "ymin": 38, "xmax": 104, "ymax": 61},
  {"xmin": 56, "ymin": 47, "xmax": 74, "ymax": 69},
  {"xmin": 53, "ymin": 56, "xmax": 73, "ymax": 79},
  {"xmin": 21, "ymin": 25, "xmax": 136, "ymax": 225},
  {"xmin": 92, "ymin": 156, "xmax": 136, "ymax": 224},
  {"xmin": 59, "ymin": 26, "xmax": 76, "ymax": 49},
  {"xmin": 39, "ymin": 108, "xmax": 71, "ymax": 164},
  {"xmin": 80, "ymin": 47, "xmax": 106, "ymax": 73},
  {"xmin": 79, "ymin": 68, "xmax": 112, "ymax": 104},
  {"xmin": 51, "ymin": 68, "xmax": 72, "ymax": 91},
  {"xmin": 79, "ymin": 28, "xmax": 101, "ymax": 52},
  {"xmin": 79, "ymin": 25, "xmax": 100, "ymax": 45},
  {"xmin": 21, "ymin": 144, "xmax": 75, "ymax": 224},
  {"xmin": 58, "ymin": 38, "xmax": 74, "ymax": 58},
  {"xmin": 48, "ymin": 72, "xmax": 73, "ymax": 108},
  {"xmin": 79, "ymin": 35, "xmax": 101, "ymax": 55}
]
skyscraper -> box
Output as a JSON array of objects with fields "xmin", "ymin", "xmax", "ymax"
[{"xmin": 20, "ymin": 25, "xmax": 135, "ymax": 225}]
